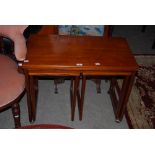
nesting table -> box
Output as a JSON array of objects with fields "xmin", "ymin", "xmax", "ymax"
[{"xmin": 20, "ymin": 35, "xmax": 138, "ymax": 123}]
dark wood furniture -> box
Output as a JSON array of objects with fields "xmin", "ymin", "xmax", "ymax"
[
  {"xmin": 57, "ymin": 25, "xmax": 111, "ymax": 94},
  {"xmin": 20, "ymin": 34, "xmax": 138, "ymax": 123},
  {"xmin": 31, "ymin": 25, "xmax": 63, "ymax": 94},
  {"xmin": 36, "ymin": 25, "xmax": 111, "ymax": 94}
]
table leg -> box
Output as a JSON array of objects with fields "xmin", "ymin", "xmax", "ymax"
[
  {"xmin": 70, "ymin": 76, "xmax": 80, "ymax": 121},
  {"xmin": 24, "ymin": 71, "xmax": 33, "ymax": 123},
  {"xmin": 77, "ymin": 75, "xmax": 86, "ymax": 121},
  {"xmin": 29, "ymin": 76, "xmax": 38, "ymax": 122},
  {"xmin": 70, "ymin": 79, "xmax": 73, "ymax": 119},
  {"xmin": 116, "ymin": 73, "xmax": 135, "ymax": 121},
  {"xmin": 109, "ymin": 73, "xmax": 135, "ymax": 122}
]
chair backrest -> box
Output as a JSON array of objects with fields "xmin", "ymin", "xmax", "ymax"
[
  {"xmin": 58, "ymin": 25, "xmax": 110, "ymax": 37},
  {"xmin": 0, "ymin": 25, "xmax": 28, "ymax": 61},
  {"xmin": 34, "ymin": 25, "xmax": 110, "ymax": 37}
]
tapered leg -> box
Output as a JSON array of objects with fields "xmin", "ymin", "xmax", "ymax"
[
  {"xmin": 70, "ymin": 77, "xmax": 80, "ymax": 121},
  {"xmin": 11, "ymin": 103, "xmax": 21, "ymax": 128},
  {"xmin": 29, "ymin": 76, "xmax": 38, "ymax": 122},
  {"xmin": 108, "ymin": 73, "xmax": 135, "ymax": 122},
  {"xmin": 24, "ymin": 71, "xmax": 33, "ymax": 123},
  {"xmin": 70, "ymin": 78, "xmax": 73, "ymax": 112},
  {"xmin": 116, "ymin": 74, "xmax": 135, "ymax": 121},
  {"xmin": 115, "ymin": 76, "xmax": 130, "ymax": 122},
  {"xmin": 79, "ymin": 75, "xmax": 86, "ymax": 121}
]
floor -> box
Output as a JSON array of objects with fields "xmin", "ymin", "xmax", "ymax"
[
  {"xmin": 112, "ymin": 25, "xmax": 155, "ymax": 55},
  {"xmin": 0, "ymin": 80, "xmax": 128, "ymax": 129}
]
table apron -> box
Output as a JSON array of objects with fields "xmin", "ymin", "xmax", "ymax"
[{"xmin": 22, "ymin": 68, "xmax": 134, "ymax": 77}]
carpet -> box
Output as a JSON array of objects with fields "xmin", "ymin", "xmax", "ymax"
[{"xmin": 125, "ymin": 55, "xmax": 155, "ymax": 128}]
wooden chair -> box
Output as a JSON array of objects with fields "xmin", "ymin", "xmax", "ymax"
[{"xmin": 0, "ymin": 26, "xmax": 27, "ymax": 128}]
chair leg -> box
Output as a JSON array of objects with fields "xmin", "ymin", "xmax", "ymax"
[
  {"xmin": 54, "ymin": 79, "xmax": 58, "ymax": 94},
  {"xmin": 54, "ymin": 78, "xmax": 65, "ymax": 94},
  {"xmin": 92, "ymin": 79, "xmax": 101, "ymax": 93},
  {"xmin": 11, "ymin": 103, "xmax": 21, "ymax": 128}
]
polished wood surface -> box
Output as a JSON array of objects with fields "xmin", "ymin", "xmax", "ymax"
[
  {"xmin": 28, "ymin": 25, "xmax": 111, "ymax": 94},
  {"xmin": 23, "ymin": 35, "xmax": 138, "ymax": 73},
  {"xmin": 21, "ymin": 34, "xmax": 138, "ymax": 122}
]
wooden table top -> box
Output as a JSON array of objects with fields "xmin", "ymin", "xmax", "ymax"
[{"xmin": 22, "ymin": 35, "xmax": 138, "ymax": 73}]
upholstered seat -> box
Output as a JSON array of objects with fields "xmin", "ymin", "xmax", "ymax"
[
  {"xmin": 0, "ymin": 55, "xmax": 25, "ymax": 108},
  {"xmin": 0, "ymin": 25, "xmax": 28, "ymax": 61},
  {"xmin": 0, "ymin": 25, "xmax": 28, "ymax": 128}
]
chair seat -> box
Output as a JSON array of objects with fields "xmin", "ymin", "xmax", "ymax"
[
  {"xmin": 19, "ymin": 124, "xmax": 72, "ymax": 129},
  {"xmin": 0, "ymin": 55, "xmax": 25, "ymax": 108}
]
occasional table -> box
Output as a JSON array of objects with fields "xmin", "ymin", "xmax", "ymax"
[{"xmin": 20, "ymin": 35, "xmax": 138, "ymax": 123}]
